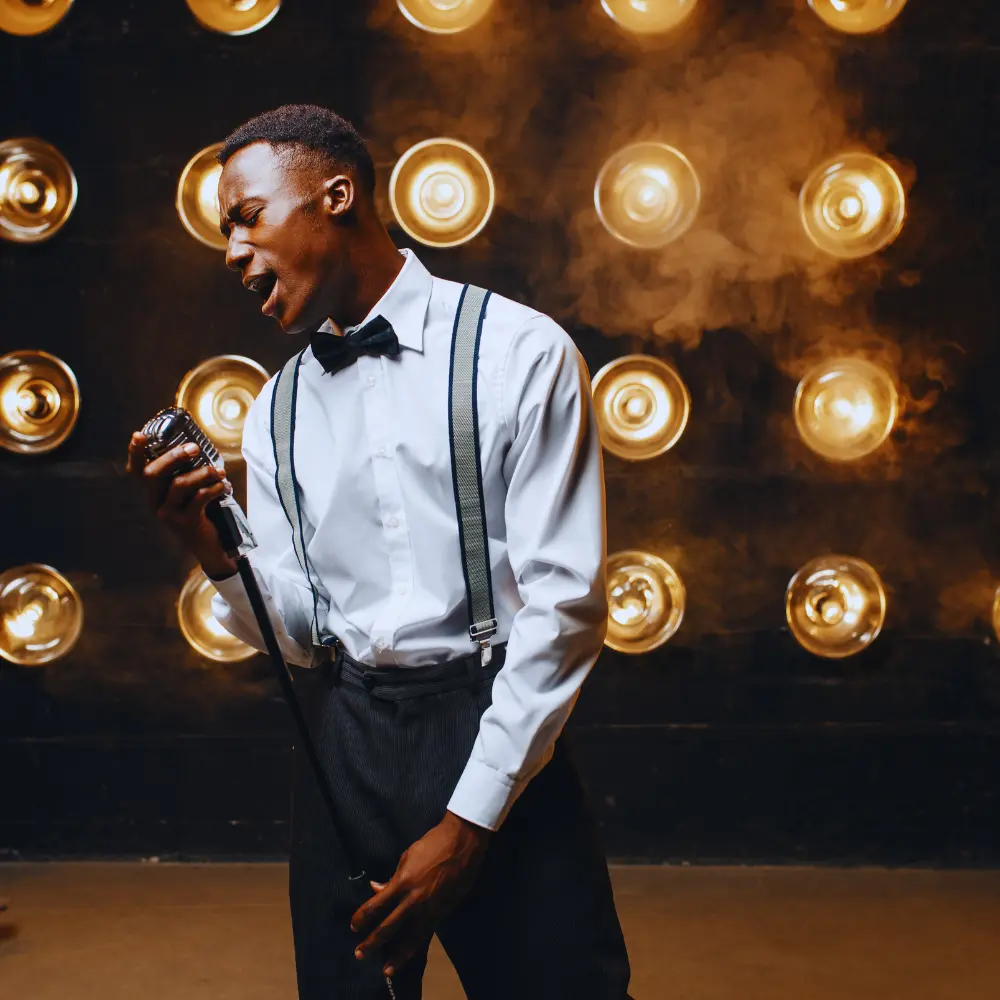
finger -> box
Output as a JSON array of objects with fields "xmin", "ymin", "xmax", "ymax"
[
  {"xmin": 157, "ymin": 467, "xmax": 224, "ymax": 516},
  {"xmin": 384, "ymin": 931, "xmax": 434, "ymax": 978},
  {"xmin": 143, "ymin": 442, "xmax": 201, "ymax": 479},
  {"xmin": 370, "ymin": 881, "xmax": 386, "ymax": 891},
  {"xmin": 351, "ymin": 876, "xmax": 404, "ymax": 935},
  {"xmin": 355, "ymin": 898, "xmax": 415, "ymax": 960},
  {"xmin": 126, "ymin": 434, "xmax": 148, "ymax": 477},
  {"xmin": 187, "ymin": 482, "xmax": 229, "ymax": 515}
]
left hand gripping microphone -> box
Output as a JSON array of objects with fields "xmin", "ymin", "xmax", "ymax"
[{"xmin": 140, "ymin": 406, "xmax": 255, "ymax": 556}]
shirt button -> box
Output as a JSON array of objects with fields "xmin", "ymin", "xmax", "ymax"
[
  {"xmin": 377, "ymin": 446, "xmax": 387, "ymax": 457},
  {"xmin": 374, "ymin": 638, "xmax": 386, "ymax": 652},
  {"xmin": 366, "ymin": 375, "xmax": 376, "ymax": 387},
  {"xmin": 387, "ymin": 516, "xmax": 399, "ymax": 528}
]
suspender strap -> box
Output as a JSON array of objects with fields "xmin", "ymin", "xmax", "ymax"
[
  {"xmin": 270, "ymin": 284, "xmax": 497, "ymax": 657},
  {"xmin": 448, "ymin": 285, "xmax": 498, "ymax": 655},
  {"xmin": 270, "ymin": 348, "xmax": 324, "ymax": 648}
]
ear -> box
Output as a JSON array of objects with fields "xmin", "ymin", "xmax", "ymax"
[{"xmin": 323, "ymin": 174, "xmax": 355, "ymax": 219}]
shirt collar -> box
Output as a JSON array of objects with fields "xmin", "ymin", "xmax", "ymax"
[{"xmin": 317, "ymin": 248, "xmax": 431, "ymax": 353}]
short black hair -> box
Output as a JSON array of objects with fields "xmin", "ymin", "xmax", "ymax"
[{"xmin": 218, "ymin": 104, "xmax": 376, "ymax": 195}]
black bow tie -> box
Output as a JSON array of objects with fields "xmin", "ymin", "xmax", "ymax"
[{"xmin": 310, "ymin": 315, "xmax": 400, "ymax": 376}]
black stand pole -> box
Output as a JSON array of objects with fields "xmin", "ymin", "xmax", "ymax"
[{"xmin": 208, "ymin": 503, "xmax": 365, "ymax": 880}]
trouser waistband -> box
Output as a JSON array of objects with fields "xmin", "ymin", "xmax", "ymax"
[{"xmin": 329, "ymin": 642, "xmax": 507, "ymax": 701}]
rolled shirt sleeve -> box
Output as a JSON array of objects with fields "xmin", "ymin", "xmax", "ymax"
[
  {"xmin": 446, "ymin": 314, "xmax": 609, "ymax": 830},
  {"xmin": 210, "ymin": 381, "xmax": 327, "ymax": 668}
]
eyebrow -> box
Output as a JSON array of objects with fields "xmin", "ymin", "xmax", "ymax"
[{"xmin": 219, "ymin": 198, "xmax": 260, "ymax": 235}]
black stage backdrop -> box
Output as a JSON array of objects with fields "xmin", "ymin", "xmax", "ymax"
[{"xmin": 1, "ymin": 0, "xmax": 998, "ymax": 863}]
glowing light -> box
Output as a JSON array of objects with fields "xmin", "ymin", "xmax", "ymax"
[
  {"xmin": 592, "ymin": 355, "xmax": 690, "ymax": 461},
  {"xmin": 0, "ymin": 0, "xmax": 74, "ymax": 36},
  {"xmin": 786, "ymin": 555, "xmax": 886, "ymax": 659},
  {"xmin": 799, "ymin": 152, "xmax": 905, "ymax": 259},
  {"xmin": 177, "ymin": 143, "xmax": 227, "ymax": 250},
  {"xmin": 0, "ymin": 137, "xmax": 78, "ymax": 243},
  {"xmin": 176, "ymin": 355, "xmax": 269, "ymax": 461},
  {"xmin": 993, "ymin": 587, "xmax": 1000, "ymax": 644},
  {"xmin": 389, "ymin": 139, "xmax": 495, "ymax": 248},
  {"xmin": 0, "ymin": 351, "xmax": 80, "ymax": 455},
  {"xmin": 808, "ymin": 0, "xmax": 908, "ymax": 34},
  {"xmin": 396, "ymin": 0, "xmax": 493, "ymax": 33},
  {"xmin": 0, "ymin": 564, "xmax": 83, "ymax": 666},
  {"xmin": 794, "ymin": 357, "xmax": 897, "ymax": 462},
  {"xmin": 178, "ymin": 566, "xmax": 257, "ymax": 662},
  {"xmin": 601, "ymin": 0, "xmax": 699, "ymax": 35},
  {"xmin": 606, "ymin": 550, "xmax": 685, "ymax": 653},
  {"xmin": 595, "ymin": 142, "xmax": 700, "ymax": 248},
  {"xmin": 186, "ymin": 0, "xmax": 281, "ymax": 35}
]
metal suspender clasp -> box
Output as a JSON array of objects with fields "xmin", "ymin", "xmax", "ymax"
[{"xmin": 470, "ymin": 618, "xmax": 498, "ymax": 665}]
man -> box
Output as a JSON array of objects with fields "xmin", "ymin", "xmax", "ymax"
[{"xmin": 128, "ymin": 105, "xmax": 631, "ymax": 999}]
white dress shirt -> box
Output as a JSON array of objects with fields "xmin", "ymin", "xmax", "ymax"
[{"xmin": 211, "ymin": 248, "xmax": 608, "ymax": 831}]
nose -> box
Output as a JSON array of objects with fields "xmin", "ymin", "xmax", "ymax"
[{"xmin": 225, "ymin": 232, "xmax": 252, "ymax": 272}]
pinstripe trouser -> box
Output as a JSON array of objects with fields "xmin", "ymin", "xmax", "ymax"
[{"xmin": 287, "ymin": 644, "xmax": 632, "ymax": 1000}]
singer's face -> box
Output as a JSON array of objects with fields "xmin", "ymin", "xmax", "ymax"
[{"xmin": 218, "ymin": 142, "xmax": 351, "ymax": 335}]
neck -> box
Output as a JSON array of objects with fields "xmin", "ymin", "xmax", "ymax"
[{"xmin": 332, "ymin": 230, "xmax": 404, "ymax": 330}]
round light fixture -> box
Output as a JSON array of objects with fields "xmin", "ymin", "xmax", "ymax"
[
  {"xmin": 176, "ymin": 355, "xmax": 269, "ymax": 461},
  {"xmin": 0, "ymin": 563, "xmax": 83, "ymax": 666},
  {"xmin": 0, "ymin": 0, "xmax": 74, "ymax": 36},
  {"xmin": 808, "ymin": 0, "xmax": 908, "ymax": 34},
  {"xmin": 592, "ymin": 355, "xmax": 690, "ymax": 461},
  {"xmin": 178, "ymin": 566, "xmax": 256, "ymax": 662},
  {"xmin": 605, "ymin": 550, "xmax": 685, "ymax": 653},
  {"xmin": 600, "ymin": 0, "xmax": 699, "ymax": 35},
  {"xmin": 785, "ymin": 554, "xmax": 886, "ymax": 659},
  {"xmin": 186, "ymin": 0, "xmax": 281, "ymax": 35},
  {"xmin": 176, "ymin": 142, "xmax": 227, "ymax": 250},
  {"xmin": 389, "ymin": 138, "xmax": 495, "ymax": 248},
  {"xmin": 0, "ymin": 137, "xmax": 78, "ymax": 243},
  {"xmin": 396, "ymin": 0, "xmax": 493, "ymax": 33},
  {"xmin": 799, "ymin": 152, "xmax": 905, "ymax": 259},
  {"xmin": 794, "ymin": 357, "xmax": 897, "ymax": 462},
  {"xmin": 0, "ymin": 350, "xmax": 80, "ymax": 455}
]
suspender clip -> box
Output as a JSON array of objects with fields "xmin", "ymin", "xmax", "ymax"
[{"xmin": 470, "ymin": 619, "xmax": 498, "ymax": 666}]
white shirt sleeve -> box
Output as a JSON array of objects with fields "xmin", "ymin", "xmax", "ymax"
[
  {"xmin": 446, "ymin": 314, "xmax": 609, "ymax": 830},
  {"xmin": 210, "ymin": 382, "xmax": 327, "ymax": 668}
]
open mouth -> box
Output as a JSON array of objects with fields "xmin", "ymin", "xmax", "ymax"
[{"xmin": 245, "ymin": 272, "xmax": 278, "ymax": 316}]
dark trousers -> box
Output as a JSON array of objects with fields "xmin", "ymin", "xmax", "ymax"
[{"xmin": 288, "ymin": 645, "xmax": 632, "ymax": 1000}]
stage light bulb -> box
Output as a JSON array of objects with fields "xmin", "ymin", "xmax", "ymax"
[
  {"xmin": 178, "ymin": 567, "xmax": 256, "ymax": 663},
  {"xmin": 176, "ymin": 355, "xmax": 269, "ymax": 461},
  {"xmin": 795, "ymin": 357, "xmax": 897, "ymax": 462},
  {"xmin": 396, "ymin": 0, "xmax": 493, "ymax": 34},
  {"xmin": 601, "ymin": 0, "xmax": 699, "ymax": 35},
  {"xmin": 176, "ymin": 143, "xmax": 227, "ymax": 250},
  {"xmin": 808, "ymin": 0, "xmax": 908, "ymax": 34},
  {"xmin": 799, "ymin": 152, "xmax": 905, "ymax": 259},
  {"xmin": 0, "ymin": 564, "xmax": 83, "ymax": 666},
  {"xmin": 186, "ymin": 0, "xmax": 280, "ymax": 35},
  {"xmin": 389, "ymin": 139, "xmax": 495, "ymax": 248},
  {"xmin": 605, "ymin": 550, "xmax": 685, "ymax": 654},
  {"xmin": 591, "ymin": 355, "xmax": 690, "ymax": 461},
  {"xmin": 0, "ymin": 137, "xmax": 77, "ymax": 243},
  {"xmin": 786, "ymin": 555, "xmax": 885, "ymax": 659},
  {"xmin": 0, "ymin": 0, "xmax": 73, "ymax": 35},
  {"xmin": 0, "ymin": 350, "xmax": 80, "ymax": 455},
  {"xmin": 595, "ymin": 142, "xmax": 700, "ymax": 249},
  {"xmin": 993, "ymin": 587, "xmax": 1000, "ymax": 644}
]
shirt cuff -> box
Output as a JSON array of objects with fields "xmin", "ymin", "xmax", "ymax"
[
  {"xmin": 446, "ymin": 758, "xmax": 520, "ymax": 832},
  {"xmin": 210, "ymin": 571, "xmax": 249, "ymax": 609}
]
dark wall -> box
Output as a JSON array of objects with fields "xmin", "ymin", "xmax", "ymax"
[{"xmin": 1, "ymin": 0, "xmax": 998, "ymax": 863}]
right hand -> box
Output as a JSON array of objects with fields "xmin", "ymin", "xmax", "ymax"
[{"xmin": 127, "ymin": 432, "xmax": 237, "ymax": 581}]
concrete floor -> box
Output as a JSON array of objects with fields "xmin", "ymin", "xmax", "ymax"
[{"xmin": 1, "ymin": 863, "xmax": 998, "ymax": 999}]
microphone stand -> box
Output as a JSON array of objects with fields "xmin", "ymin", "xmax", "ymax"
[{"xmin": 207, "ymin": 503, "xmax": 398, "ymax": 999}]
